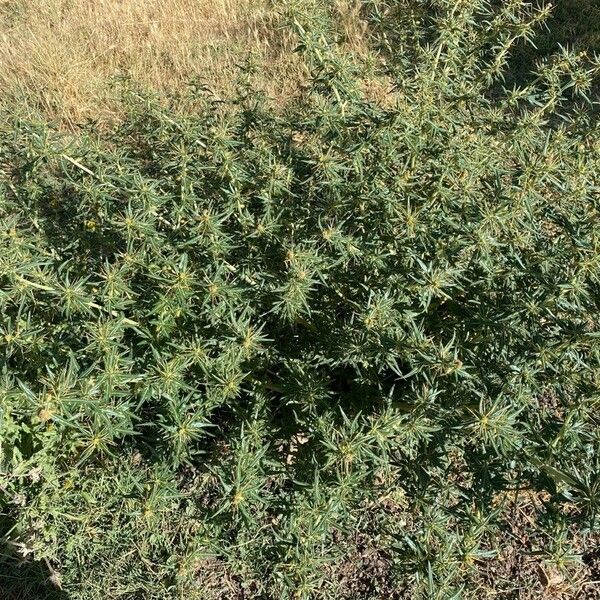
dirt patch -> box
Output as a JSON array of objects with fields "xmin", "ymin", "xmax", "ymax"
[
  {"xmin": 478, "ymin": 491, "xmax": 599, "ymax": 599},
  {"xmin": 327, "ymin": 532, "xmax": 402, "ymax": 600}
]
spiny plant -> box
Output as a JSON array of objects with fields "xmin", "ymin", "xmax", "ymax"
[{"xmin": 1, "ymin": 1, "xmax": 600, "ymax": 598}]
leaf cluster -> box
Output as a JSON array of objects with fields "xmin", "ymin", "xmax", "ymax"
[{"xmin": 1, "ymin": 1, "xmax": 599, "ymax": 598}]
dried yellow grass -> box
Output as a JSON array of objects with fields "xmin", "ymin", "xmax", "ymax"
[{"xmin": 0, "ymin": 0, "xmax": 304, "ymax": 127}]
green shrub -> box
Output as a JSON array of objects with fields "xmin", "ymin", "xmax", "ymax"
[
  {"xmin": 1, "ymin": 1, "xmax": 599, "ymax": 598},
  {"xmin": 508, "ymin": 0, "xmax": 600, "ymax": 85}
]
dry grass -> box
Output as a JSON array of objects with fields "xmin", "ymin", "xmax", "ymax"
[{"xmin": 0, "ymin": 0, "xmax": 304, "ymax": 127}]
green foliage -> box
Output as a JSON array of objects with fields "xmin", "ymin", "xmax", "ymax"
[
  {"xmin": 1, "ymin": 1, "xmax": 600, "ymax": 598},
  {"xmin": 508, "ymin": 0, "xmax": 600, "ymax": 85}
]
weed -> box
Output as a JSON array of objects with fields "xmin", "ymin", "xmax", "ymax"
[{"xmin": 1, "ymin": 1, "xmax": 600, "ymax": 598}]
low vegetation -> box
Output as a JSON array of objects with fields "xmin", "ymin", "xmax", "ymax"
[
  {"xmin": 0, "ymin": 0, "xmax": 301, "ymax": 127},
  {"xmin": 1, "ymin": 1, "xmax": 600, "ymax": 598}
]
